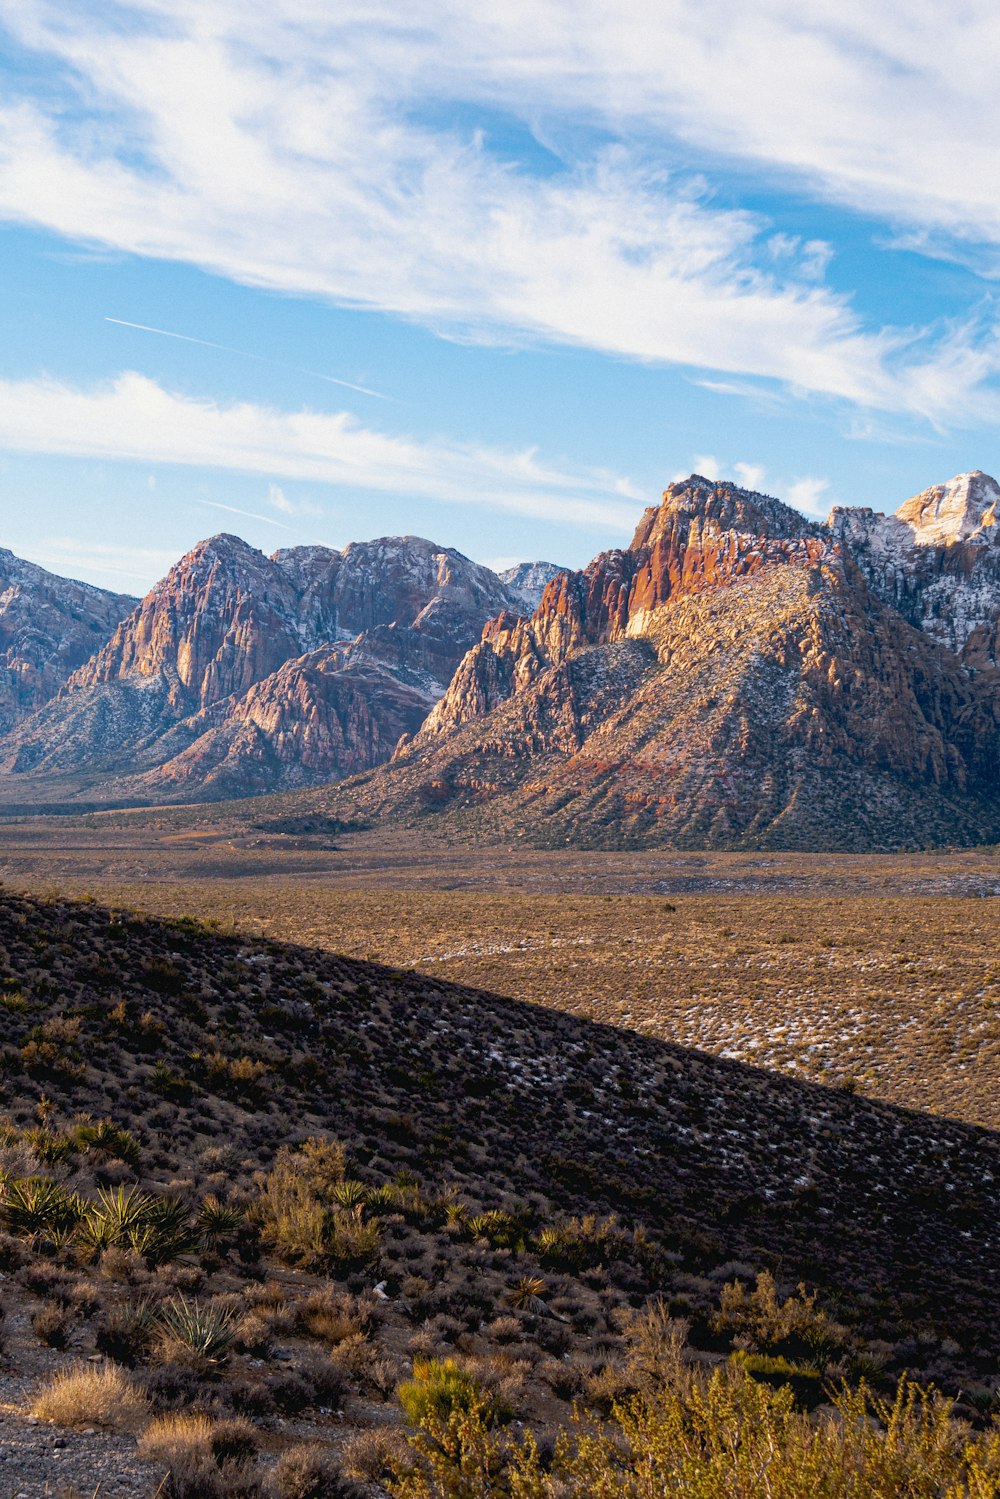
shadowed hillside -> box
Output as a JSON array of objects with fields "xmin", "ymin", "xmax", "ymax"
[{"xmin": 0, "ymin": 887, "xmax": 996, "ymax": 1385}]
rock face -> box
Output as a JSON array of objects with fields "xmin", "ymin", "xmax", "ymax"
[
  {"xmin": 0, "ymin": 550, "xmax": 134, "ymax": 737},
  {"xmin": 498, "ymin": 561, "xmax": 566, "ymax": 610},
  {"xmin": 321, "ymin": 474, "xmax": 1000, "ymax": 850},
  {"xmin": 1, "ymin": 534, "xmax": 521, "ymax": 799},
  {"xmin": 830, "ymin": 470, "xmax": 1000, "ymax": 665}
]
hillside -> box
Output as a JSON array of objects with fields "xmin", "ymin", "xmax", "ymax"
[{"xmin": 0, "ymin": 885, "xmax": 997, "ymax": 1494}]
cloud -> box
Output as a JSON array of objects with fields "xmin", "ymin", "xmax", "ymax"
[
  {"xmin": 268, "ymin": 485, "xmax": 294, "ymax": 515},
  {"xmin": 2, "ymin": 2, "xmax": 1000, "ymax": 422},
  {"xmin": 733, "ymin": 462, "xmax": 767, "ymax": 492},
  {"xmin": 785, "ymin": 477, "xmax": 832, "ymax": 516},
  {"xmin": 17, "ymin": 538, "xmax": 176, "ymax": 590},
  {"xmin": 0, "ymin": 370, "xmax": 639, "ymax": 531}
]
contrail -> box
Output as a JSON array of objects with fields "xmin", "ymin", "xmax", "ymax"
[
  {"xmin": 200, "ymin": 499, "xmax": 292, "ymax": 531},
  {"xmin": 104, "ymin": 318, "xmax": 389, "ymax": 400}
]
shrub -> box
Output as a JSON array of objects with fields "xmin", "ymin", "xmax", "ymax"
[
  {"xmin": 31, "ymin": 1361, "xmax": 148, "ymax": 1429},
  {"xmin": 32, "ymin": 1301, "xmax": 70, "ymax": 1348},
  {"xmin": 386, "ymin": 1365, "xmax": 1000, "ymax": 1498},
  {"xmin": 95, "ymin": 1297, "xmax": 158, "ymax": 1364},
  {"xmin": 267, "ymin": 1443, "xmax": 362, "ymax": 1499},
  {"xmin": 256, "ymin": 1140, "xmax": 379, "ymax": 1270},
  {"xmin": 711, "ymin": 1271, "xmax": 844, "ymax": 1364},
  {"xmin": 398, "ymin": 1359, "xmax": 500, "ymax": 1429}
]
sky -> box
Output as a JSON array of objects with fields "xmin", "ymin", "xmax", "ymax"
[{"xmin": 3, "ymin": 3, "xmax": 1000, "ymax": 593}]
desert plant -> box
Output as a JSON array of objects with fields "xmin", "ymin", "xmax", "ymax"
[
  {"xmin": 95, "ymin": 1296, "xmax": 158, "ymax": 1364},
  {"xmin": 31, "ymin": 1361, "xmax": 148, "ymax": 1429},
  {"xmin": 156, "ymin": 1294, "xmax": 237, "ymax": 1364},
  {"xmin": 32, "ymin": 1300, "xmax": 71, "ymax": 1348},
  {"xmin": 0, "ymin": 1176, "xmax": 84, "ymax": 1238},
  {"xmin": 398, "ymin": 1359, "xmax": 493, "ymax": 1429},
  {"xmin": 80, "ymin": 1184, "xmax": 195, "ymax": 1264},
  {"xmin": 267, "ymin": 1442, "xmax": 362, "ymax": 1499},
  {"xmin": 73, "ymin": 1118, "xmax": 142, "ymax": 1168}
]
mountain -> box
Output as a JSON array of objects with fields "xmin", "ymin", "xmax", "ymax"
[
  {"xmin": 0, "ymin": 548, "xmax": 134, "ymax": 737},
  {"xmin": 498, "ymin": 560, "xmax": 566, "ymax": 610},
  {"xmin": 0, "ymin": 533, "xmax": 523, "ymax": 800},
  {"xmin": 830, "ymin": 470, "xmax": 1000, "ymax": 666},
  {"xmin": 315, "ymin": 474, "xmax": 1000, "ymax": 850}
]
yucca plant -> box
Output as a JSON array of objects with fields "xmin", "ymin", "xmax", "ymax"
[
  {"xmin": 509, "ymin": 1275, "xmax": 549, "ymax": 1315},
  {"xmin": 196, "ymin": 1193, "xmax": 243, "ymax": 1246},
  {"xmin": 0, "ymin": 1176, "xmax": 84, "ymax": 1238},
  {"xmin": 156, "ymin": 1294, "xmax": 236, "ymax": 1363},
  {"xmin": 129, "ymin": 1198, "xmax": 197, "ymax": 1266},
  {"xmin": 80, "ymin": 1185, "xmax": 195, "ymax": 1264},
  {"xmin": 74, "ymin": 1119, "xmax": 142, "ymax": 1168},
  {"xmin": 330, "ymin": 1178, "xmax": 369, "ymax": 1211}
]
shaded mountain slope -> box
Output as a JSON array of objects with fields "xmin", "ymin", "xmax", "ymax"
[
  {"xmin": 0, "ymin": 548, "xmax": 134, "ymax": 736},
  {"xmin": 0, "ymin": 886, "xmax": 997, "ymax": 1386}
]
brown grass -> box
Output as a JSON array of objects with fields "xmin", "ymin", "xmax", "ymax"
[{"xmin": 31, "ymin": 1360, "xmax": 148, "ymax": 1428}]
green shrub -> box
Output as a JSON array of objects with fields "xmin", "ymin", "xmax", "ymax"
[{"xmin": 398, "ymin": 1359, "xmax": 502, "ymax": 1430}]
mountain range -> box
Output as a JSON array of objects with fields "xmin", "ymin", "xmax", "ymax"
[
  {"xmin": 0, "ymin": 537, "xmax": 563, "ymax": 802},
  {"xmin": 3, "ymin": 470, "xmax": 1000, "ymax": 848}
]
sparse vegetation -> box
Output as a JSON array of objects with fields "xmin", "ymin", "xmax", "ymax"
[{"xmin": 0, "ymin": 874, "xmax": 993, "ymax": 1497}]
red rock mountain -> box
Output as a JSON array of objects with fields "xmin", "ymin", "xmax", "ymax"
[
  {"xmin": 0, "ymin": 549, "xmax": 134, "ymax": 737},
  {"xmin": 320, "ymin": 475, "xmax": 1000, "ymax": 850},
  {"xmin": 1, "ymin": 534, "xmax": 522, "ymax": 799}
]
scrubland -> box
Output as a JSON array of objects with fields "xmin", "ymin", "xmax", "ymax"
[{"xmin": 0, "ymin": 819, "xmax": 996, "ymax": 1493}]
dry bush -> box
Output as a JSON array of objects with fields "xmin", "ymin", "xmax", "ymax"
[
  {"xmin": 31, "ymin": 1360, "xmax": 148, "ymax": 1428},
  {"xmin": 137, "ymin": 1411, "xmax": 215, "ymax": 1463},
  {"xmin": 341, "ymin": 1426, "xmax": 411, "ymax": 1483},
  {"xmin": 32, "ymin": 1299, "xmax": 71, "ymax": 1348},
  {"xmin": 266, "ymin": 1442, "xmax": 361, "ymax": 1499}
]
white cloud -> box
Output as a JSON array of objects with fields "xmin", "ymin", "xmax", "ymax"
[
  {"xmin": 784, "ymin": 477, "xmax": 832, "ymax": 516},
  {"xmin": 1, "ymin": 2, "xmax": 1000, "ymax": 422},
  {"xmin": 733, "ymin": 462, "xmax": 767, "ymax": 492},
  {"xmin": 0, "ymin": 370, "xmax": 639, "ymax": 531},
  {"xmin": 17, "ymin": 538, "xmax": 175, "ymax": 591}
]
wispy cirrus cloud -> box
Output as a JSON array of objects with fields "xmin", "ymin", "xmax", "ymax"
[
  {"xmin": 2, "ymin": 2, "xmax": 1000, "ymax": 424},
  {"xmin": 0, "ymin": 370, "xmax": 640, "ymax": 531}
]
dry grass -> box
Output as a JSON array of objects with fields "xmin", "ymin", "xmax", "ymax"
[
  {"xmin": 137, "ymin": 1411, "xmax": 214, "ymax": 1462},
  {"xmin": 31, "ymin": 1360, "xmax": 148, "ymax": 1429}
]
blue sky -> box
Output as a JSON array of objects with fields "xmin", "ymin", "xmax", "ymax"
[{"xmin": 2, "ymin": 2, "xmax": 1000, "ymax": 593}]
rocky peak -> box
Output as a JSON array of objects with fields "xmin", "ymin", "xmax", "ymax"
[
  {"xmin": 498, "ymin": 561, "xmax": 567, "ymax": 610},
  {"xmin": 0, "ymin": 549, "xmax": 135, "ymax": 735},
  {"xmin": 631, "ymin": 475, "xmax": 822, "ymax": 552},
  {"xmin": 828, "ymin": 471, "xmax": 1000, "ymax": 663}
]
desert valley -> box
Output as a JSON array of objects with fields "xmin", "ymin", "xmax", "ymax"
[{"xmin": 0, "ymin": 470, "xmax": 997, "ymax": 1495}]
